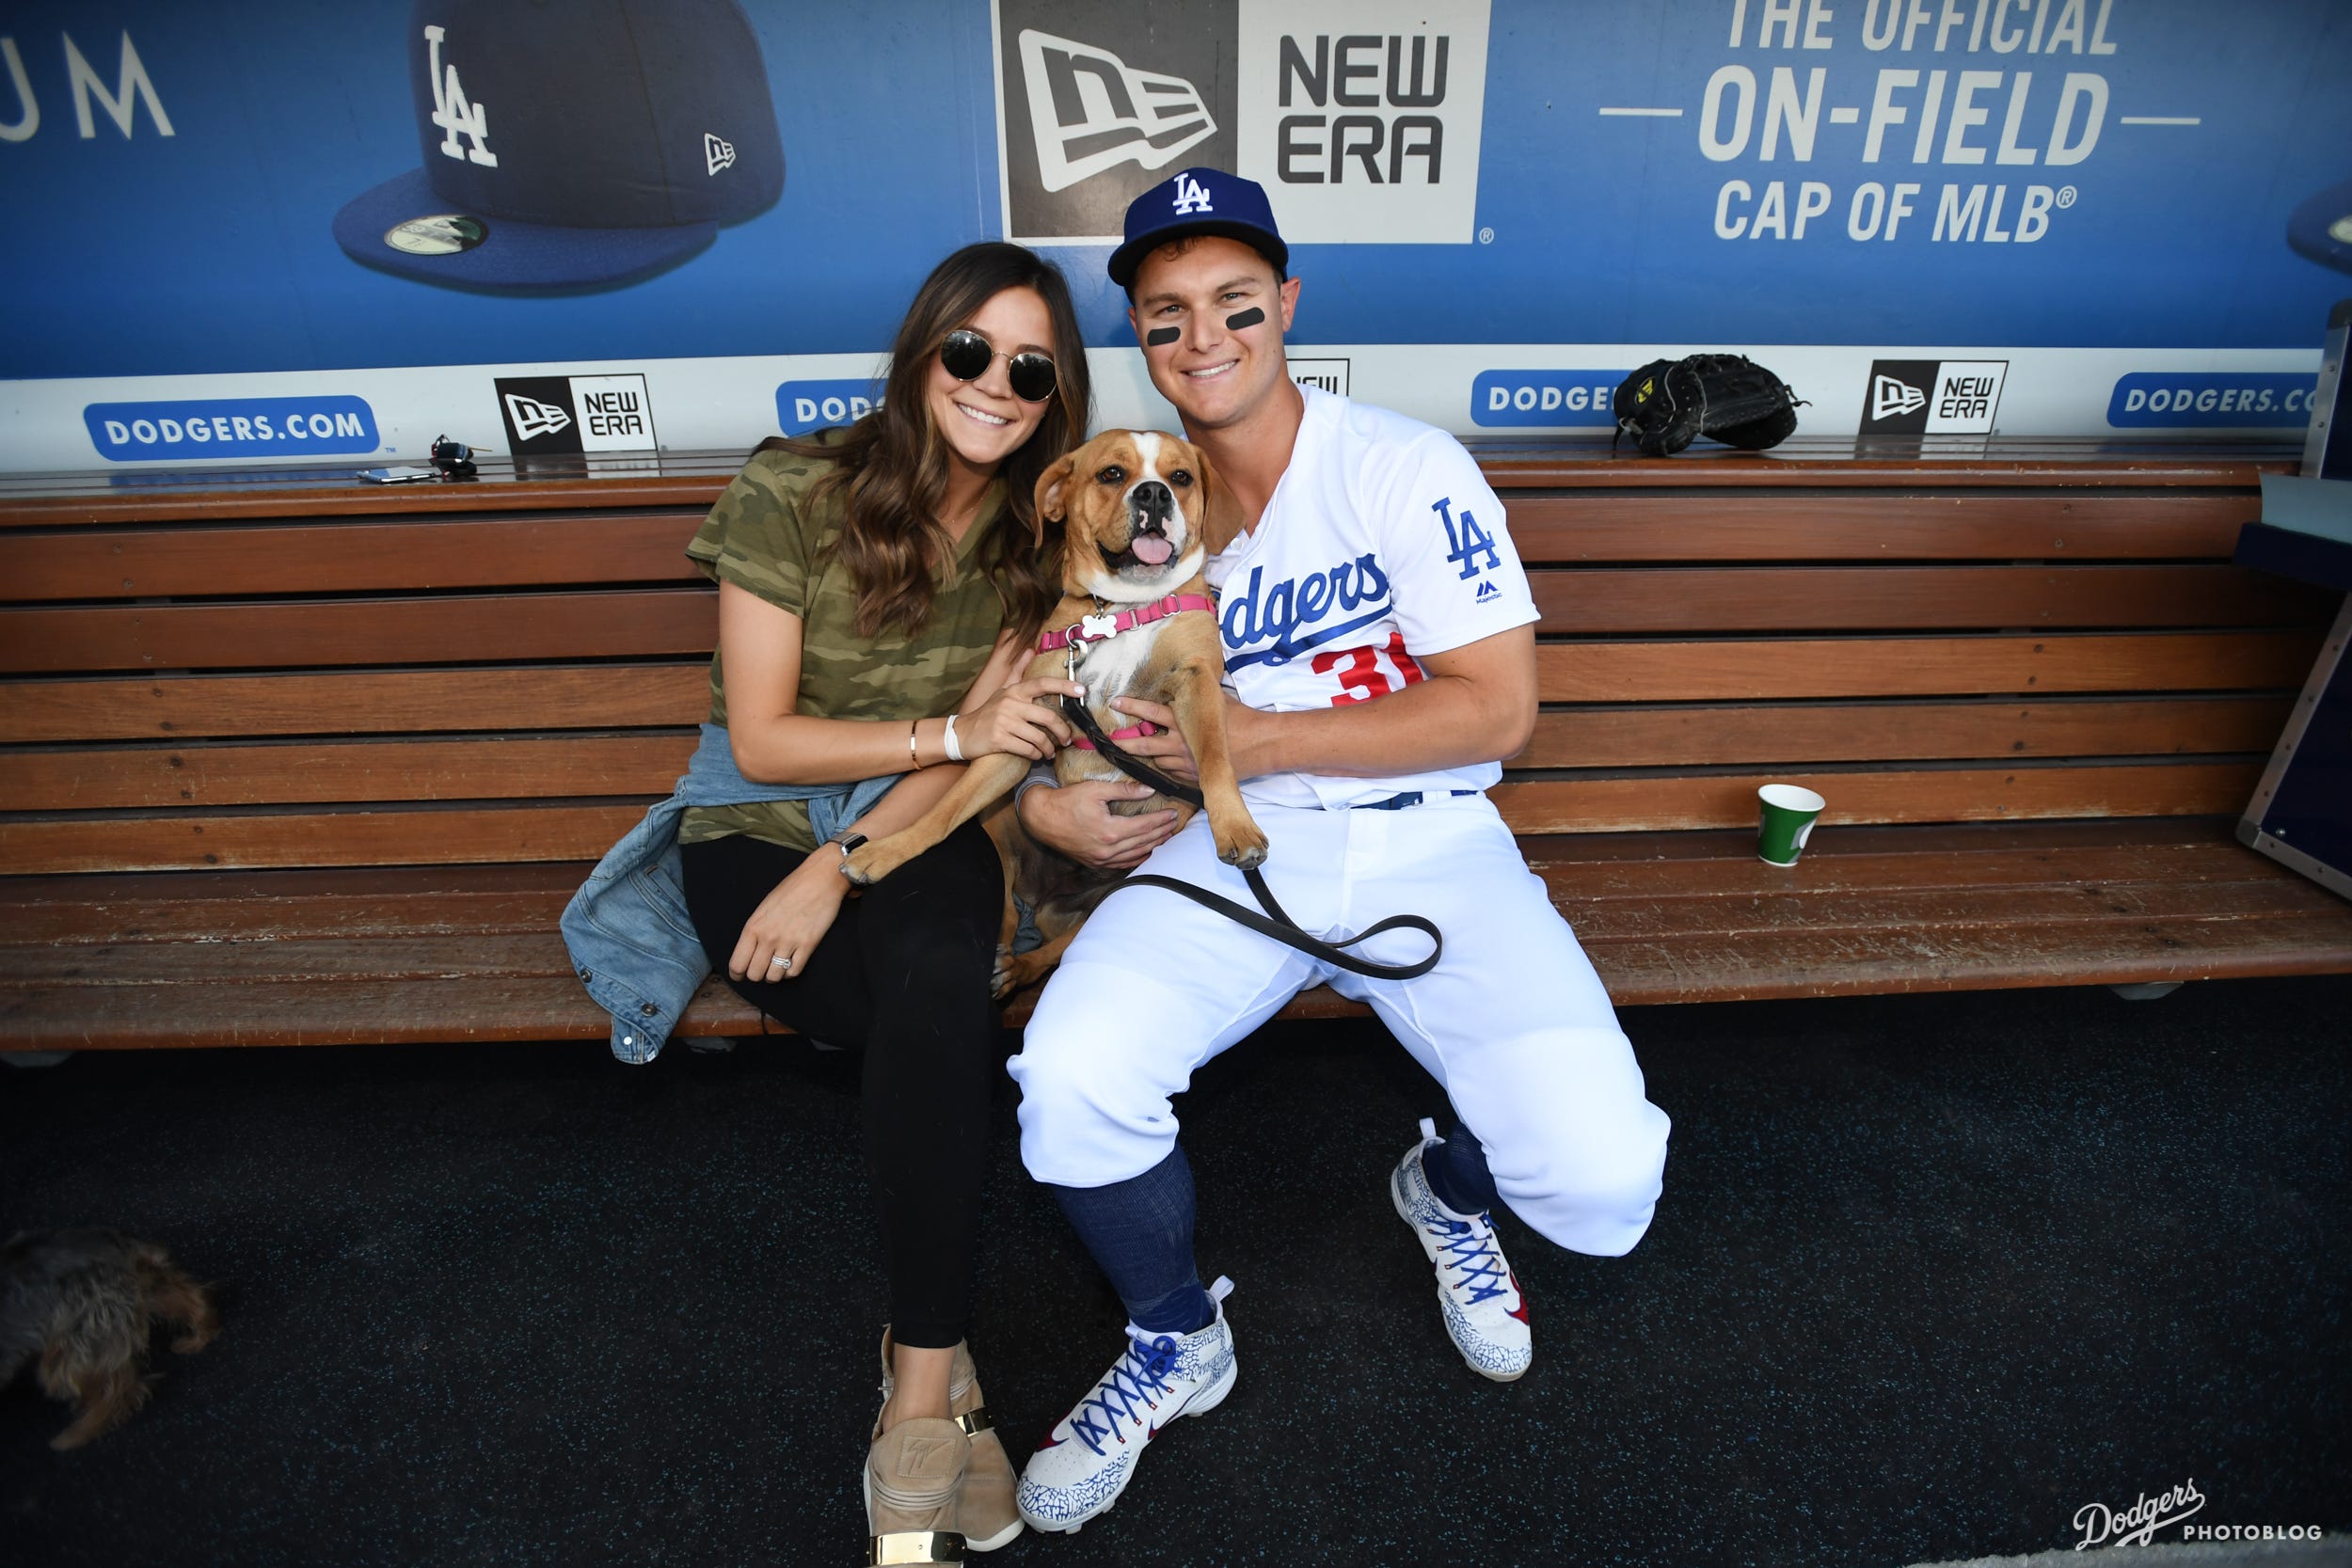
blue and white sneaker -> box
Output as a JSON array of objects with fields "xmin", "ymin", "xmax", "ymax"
[
  {"xmin": 1392, "ymin": 1118, "xmax": 1533, "ymax": 1382},
  {"xmin": 1016, "ymin": 1277, "xmax": 1237, "ymax": 1533}
]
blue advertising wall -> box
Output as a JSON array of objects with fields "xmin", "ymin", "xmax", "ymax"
[{"xmin": 1, "ymin": 0, "xmax": 2346, "ymax": 467}]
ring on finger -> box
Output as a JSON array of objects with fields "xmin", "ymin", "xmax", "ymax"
[{"xmin": 769, "ymin": 955, "xmax": 791, "ymax": 972}]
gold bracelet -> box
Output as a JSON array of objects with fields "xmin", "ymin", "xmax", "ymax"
[{"xmin": 908, "ymin": 718, "xmax": 921, "ymax": 768}]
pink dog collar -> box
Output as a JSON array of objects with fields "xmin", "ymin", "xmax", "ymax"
[{"xmin": 1036, "ymin": 593, "xmax": 1216, "ymax": 653}]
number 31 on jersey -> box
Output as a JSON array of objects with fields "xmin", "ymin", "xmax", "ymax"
[{"xmin": 1311, "ymin": 632, "xmax": 1426, "ymax": 705}]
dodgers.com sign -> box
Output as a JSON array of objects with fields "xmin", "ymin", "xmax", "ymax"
[
  {"xmin": 776, "ymin": 379, "xmax": 888, "ymax": 437},
  {"xmin": 2106, "ymin": 372, "xmax": 2320, "ymax": 429},
  {"xmin": 84, "ymin": 397, "xmax": 380, "ymax": 462},
  {"xmin": 1471, "ymin": 371, "xmax": 1629, "ymax": 428}
]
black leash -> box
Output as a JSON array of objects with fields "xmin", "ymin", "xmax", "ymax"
[{"xmin": 1058, "ymin": 696, "xmax": 1442, "ymax": 981}]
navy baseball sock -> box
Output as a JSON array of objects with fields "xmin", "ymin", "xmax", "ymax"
[
  {"xmin": 1047, "ymin": 1145, "xmax": 1215, "ymax": 1336},
  {"xmin": 1422, "ymin": 1119, "xmax": 1502, "ymax": 1217}
]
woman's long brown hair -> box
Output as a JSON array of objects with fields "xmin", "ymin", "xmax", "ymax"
[{"xmin": 757, "ymin": 243, "xmax": 1091, "ymax": 641}]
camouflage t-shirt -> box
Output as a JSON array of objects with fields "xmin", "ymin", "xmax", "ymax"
[{"xmin": 678, "ymin": 446, "xmax": 1014, "ymax": 851}]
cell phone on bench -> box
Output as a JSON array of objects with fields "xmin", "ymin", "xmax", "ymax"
[{"xmin": 358, "ymin": 466, "xmax": 438, "ymax": 483}]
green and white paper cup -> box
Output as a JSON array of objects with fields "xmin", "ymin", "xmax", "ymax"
[{"xmin": 1756, "ymin": 784, "xmax": 1826, "ymax": 866}]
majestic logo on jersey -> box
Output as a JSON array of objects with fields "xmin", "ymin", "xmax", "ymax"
[
  {"xmin": 704, "ymin": 133, "xmax": 736, "ymax": 175},
  {"xmin": 1474, "ymin": 579, "xmax": 1500, "ymax": 601},
  {"xmin": 423, "ymin": 24, "xmax": 497, "ymax": 167},
  {"xmin": 1171, "ymin": 172, "xmax": 1214, "ymax": 214},
  {"xmin": 1433, "ymin": 497, "xmax": 1500, "ymax": 580},
  {"xmin": 1219, "ymin": 555, "xmax": 1392, "ymax": 670}
]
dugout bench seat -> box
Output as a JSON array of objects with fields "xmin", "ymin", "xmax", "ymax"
[{"xmin": 3, "ymin": 439, "xmax": 2349, "ymax": 1053}]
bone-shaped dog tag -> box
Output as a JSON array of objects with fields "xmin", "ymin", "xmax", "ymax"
[{"xmin": 1080, "ymin": 611, "xmax": 1120, "ymax": 641}]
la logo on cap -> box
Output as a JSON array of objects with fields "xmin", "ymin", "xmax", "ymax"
[
  {"xmin": 425, "ymin": 24, "xmax": 497, "ymax": 168},
  {"xmin": 1172, "ymin": 173, "xmax": 1213, "ymax": 215}
]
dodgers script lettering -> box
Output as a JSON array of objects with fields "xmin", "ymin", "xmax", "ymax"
[{"xmin": 1220, "ymin": 555, "xmax": 1393, "ymax": 669}]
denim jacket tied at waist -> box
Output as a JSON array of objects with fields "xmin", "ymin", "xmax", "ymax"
[{"xmin": 561, "ymin": 723, "xmax": 898, "ymax": 1064}]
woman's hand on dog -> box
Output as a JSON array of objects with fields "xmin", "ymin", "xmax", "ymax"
[
  {"xmin": 729, "ymin": 855, "xmax": 850, "ymax": 984},
  {"xmin": 1020, "ymin": 778, "xmax": 1184, "ymax": 871},
  {"xmin": 960, "ymin": 676, "xmax": 1083, "ymax": 761}
]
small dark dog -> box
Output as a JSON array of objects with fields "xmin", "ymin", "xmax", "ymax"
[{"xmin": 1, "ymin": 1228, "xmax": 218, "ymax": 1449}]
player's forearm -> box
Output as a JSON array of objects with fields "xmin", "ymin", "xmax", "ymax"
[{"xmin": 1234, "ymin": 674, "xmax": 1534, "ymax": 780}]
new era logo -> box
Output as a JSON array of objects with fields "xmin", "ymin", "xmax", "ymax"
[
  {"xmin": 705, "ymin": 133, "xmax": 735, "ymax": 176},
  {"xmin": 1287, "ymin": 357, "xmax": 1350, "ymax": 397},
  {"xmin": 1860, "ymin": 359, "xmax": 2010, "ymax": 436},
  {"xmin": 502, "ymin": 393, "xmax": 571, "ymax": 441},
  {"xmin": 1172, "ymin": 172, "xmax": 1213, "ymax": 214},
  {"xmin": 495, "ymin": 374, "xmax": 660, "ymax": 454},
  {"xmin": 1871, "ymin": 373, "xmax": 1927, "ymax": 422},
  {"xmin": 995, "ymin": 1, "xmax": 1490, "ymax": 247},
  {"xmin": 1014, "ymin": 27, "xmax": 1216, "ymax": 194}
]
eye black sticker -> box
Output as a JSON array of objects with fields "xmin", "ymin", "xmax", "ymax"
[
  {"xmin": 1224, "ymin": 307, "xmax": 1265, "ymax": 331},
  {"xmin": 1145, "ymin": 326, "xmax": 1181, "ymax": 346}
]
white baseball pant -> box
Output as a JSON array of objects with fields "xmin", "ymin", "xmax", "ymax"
[{"xmin": 1008, "ymin": 797, "xmax": 1671, "ymax": 1256}]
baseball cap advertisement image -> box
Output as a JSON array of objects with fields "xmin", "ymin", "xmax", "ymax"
[{"xmin": 333, "ymin": 0, "xmax": 785, "ymax": 292}]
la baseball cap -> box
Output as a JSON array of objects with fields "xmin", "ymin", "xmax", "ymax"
[
  {"xmin": 1107, "ymin": 167, "xmax": 1289, "ymax": 290},
  {"xmin": 333, "ymin": 0, "xmax": 784, "ymax": 293},
  {"xmin": 2287, "ymin": 177, "xmax": 2352, "ymax": 275}
]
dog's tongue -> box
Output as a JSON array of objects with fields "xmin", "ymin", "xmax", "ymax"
[{"xmin": 1130, "ymin": 533, "xmax": 1174, "ymax": 566}]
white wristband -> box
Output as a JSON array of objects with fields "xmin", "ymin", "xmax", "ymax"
[{"xmin": 942, "ymin": 713, "xmax": 964, "ymax": 763}]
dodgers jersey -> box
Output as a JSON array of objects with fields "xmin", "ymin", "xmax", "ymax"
[{"xmin": 1205, "ymin": 386, "xmax": 1539, "ymax": 810}]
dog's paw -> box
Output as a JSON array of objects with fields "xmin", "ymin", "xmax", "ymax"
[
  {"xmin": 1214, "ymin": 818, "xmax": 1270, "ymax": 870},
  {"xmin": 840, "ymin": 843, "xmax": 892, "ymax": 886},
  {"xmin": 993, "ymin": 947, "xmax": 1055, "ymax": 998}
]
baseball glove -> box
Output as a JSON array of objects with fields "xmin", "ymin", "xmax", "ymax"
[
  {"xmin": 1613, "ymin": 355, "xmax": 1804, "ymax": 455},
  {"xmin": 1612, "ymin": 357, "xmax": 1707, "ymax": 456}
]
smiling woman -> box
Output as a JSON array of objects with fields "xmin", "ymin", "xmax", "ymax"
[
  {"xmin": 676, "ymin": 246, "xmax": 1102, "ymax": 1563},
  {"xmin": 563, "ymin": 243, "xmax": 1107, "ymax": 1566}
]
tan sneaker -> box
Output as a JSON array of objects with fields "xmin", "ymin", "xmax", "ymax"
[
  {"xmin": 876, "ymin": 1330, "xmax": 1024, "ymax": 1552},
  {"xmin": 865, "ymin": 1416, "xmax": 967, "ymax": 1565}
]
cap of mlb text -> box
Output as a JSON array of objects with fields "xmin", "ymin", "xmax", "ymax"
[
  {"xmin": 333, "ymin": 0, "xmax": 784, "ymax": 293},
  {"xmin": 1107, "ymin": 167, "xmax": 1288, "ymax": 290}
]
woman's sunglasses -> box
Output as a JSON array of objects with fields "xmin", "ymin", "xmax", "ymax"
[{"xmin": 939, "ymin": 328, "xmax": 1057, "ymax": 404}]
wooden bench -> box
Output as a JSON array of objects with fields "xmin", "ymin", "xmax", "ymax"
[{"xmin": 5, "ymin": 439, "xmax": 2349, "ymax": 1053}]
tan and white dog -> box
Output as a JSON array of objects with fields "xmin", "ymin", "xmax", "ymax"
[{"xmin": 842, "ymin": 429, "xmax": 1267, "ymax": 994}]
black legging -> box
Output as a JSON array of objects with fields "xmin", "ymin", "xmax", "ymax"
[{"xmin": 680, "ymin": 822, "xmax": 1003, "ymax": 1349}]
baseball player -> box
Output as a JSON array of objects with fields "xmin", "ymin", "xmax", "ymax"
[{"xmin": 1006, "ymin": 169, "xmax": 1673, "ymax": 1533}]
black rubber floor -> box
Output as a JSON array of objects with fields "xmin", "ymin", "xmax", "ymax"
[{"xmin": 4, "ymin": 977, "xmax": 2347, "ymax": 1567}]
